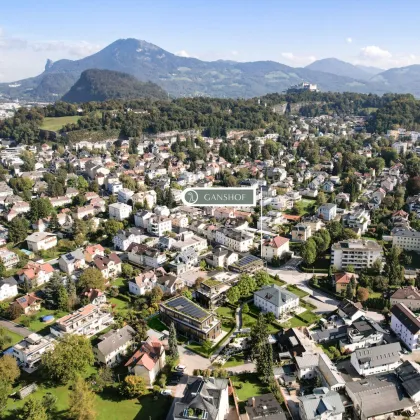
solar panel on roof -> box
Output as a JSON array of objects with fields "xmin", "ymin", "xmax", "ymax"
[
  {"xmin": 166, "ymin": 296, "xmax": 208, "ymax": 319},
  {"xmin": 236, "ymin": 254, "xmax": 260, "ymax": 267}
]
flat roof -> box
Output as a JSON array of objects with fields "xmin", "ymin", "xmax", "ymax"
[{"xmin": 162, "ymin": 296, "xmax": 210, "ymax": 320}]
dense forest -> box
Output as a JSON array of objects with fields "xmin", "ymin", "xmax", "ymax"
[{"xmin": 2, "ymin": 92, "xmax": 420, "ymax": 145}]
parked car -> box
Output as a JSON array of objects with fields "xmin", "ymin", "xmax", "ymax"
[
  {"xmin": 175, "ymin": 364, "xmax": 186, "ymax": 372},
  {"xmin": 161, "ymin": 389, "xmax": 172, "ymax": 395}
]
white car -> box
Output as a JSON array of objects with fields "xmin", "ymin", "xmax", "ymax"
[
  {"xmin": 175, "ymin": 364, "xmax": 186, "ymax": 372},
  {"xmin": 161, "ymin": 389, "xmax": 172, "ymax": 395}
]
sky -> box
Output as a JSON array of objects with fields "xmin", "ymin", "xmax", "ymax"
[{"xmin": 1, "ymin": 0, "xmax": 420, "ymax": 82}]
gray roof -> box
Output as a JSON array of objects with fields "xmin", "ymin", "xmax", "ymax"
[
  {"xmin": 254, "ymin": 284, "xmax": 299, "ymax": 308},
  {"xmin": 345, "ymin": 374, "xmax": 413, "ymax": 418},
  {"xmin": 396, "ymin": 360, "xmax": 420, "ymax": 398},
  {"xmin": 96, "ymin": 326, "xmax": 135, "ymax": 357},
  {"xmin": 354, "ymin": 342, "xmax": 401, "ymax": 368},
  {"xmin": 0, "ymin": 276, "xmax": 17, "ymax": 287},
  {"xmin": 295, "ymin": 354, "xmax": 319, "ymax": 370},
  {"xmin": 245, "ymin": 393, "xmax": 287, "ymax": 420},
  {"xmin": 299, "ymin": 388, "xmax": 344, "ymax": 420}
]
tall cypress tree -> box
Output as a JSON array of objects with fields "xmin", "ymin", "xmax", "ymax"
[{"xmin": 168, "ymin": 322, "xmax": 179, "ymax": 359}]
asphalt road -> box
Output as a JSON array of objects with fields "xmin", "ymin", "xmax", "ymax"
[{"xmin": 0, "ymin": 319, "xmax": 32, "ymax": 338}]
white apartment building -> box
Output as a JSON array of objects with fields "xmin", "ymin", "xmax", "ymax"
[
  {"xmin": 291, "ymin": 224, "xmax": 312, "ymax": 242},
  {"xmin": 215, "ymin": 228, "xmax": 254, "ymax": 253},
  {"xmin": 342, "ymin": 208, "xmax": 371, "ymax": 235},
  {"xmin": 117, "ymin": 188, "xmax": 135, "ymax": 204},
  {"xmin": 94, "ymin": 326, "xmax": 136, "ymax": 367},
  {"xmin": 392, "ymin": 229, "xmax": 420, "ymax": 252},
  {"xmin": 25, "ymin": 232, "xmax": 58, "ymax": 252},
  {"xmin": 50, "ymin": 304, "xmax": 114, "ymax": 338},
  {"xmin": 0, "ymin": 277, "xmax": 18, "ymax": 301},
  {"xmin": 253, "ymin": 285, "xmax": 299, "ymax": 319},
  {"xmin": 147, "ymin": 216, "xmax": 172, "ymax": 237},
  {"xmin": 12, "ymin": 333, "xmax": 55, "ymax": 371},
  {"xmin": 317, "ymin": 203, "xmax": 337, "ymax": 221},
  {"xmin": 391, "ymin": 303, "xmax": 420, "ymax": 351},
  {"xmin": 331, "ymin": 239, "xmax": 383, "ymax": 271},
  {"xmin": 109, "ymin": 202, "xmax": 132, "ymax": 221},
  {"xmin": 350, "ymin": 342, "xmax": 402, "ymax": 376}
]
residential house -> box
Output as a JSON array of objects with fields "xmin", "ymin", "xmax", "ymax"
[
  {"xmin": 126, "ymin": 243, "xmax": 167, "ymax": 268},
  {"xmin": 207, "ymin": 246, "xmax": 238, "ymax": 268},
  {"xmin": 125, "ymin": 340, "xmax": 166, "ymax": 386},
  {"xmin": 390, "ymin": 303, "xmax": 420, "ymax": 351},
  {"xmin": 215, "ymin": 228, "xmax": 254, "ymax": 252},
  {"xmin": 12, "ymin": 333, "xmax": 55, "ymax": 372},
  {"xmin": 10, "ymin": 293, "xmax": 42, "ymax": 315},
  {"xmin": 253, "ymin": 285, "xmax": 299, "ymax": 319},
  {"xmin": 334, "ymin": 272, "xmax": 358, "ymax": 294},
  {"xmin": 317, "ymin": 203, "xmax": 337, "ymax": 221},
  {"xmin": 261, "ymin": 236, "xmax": 289, "ymax": 262},
  {"xmin": 50, "ymin": 304, "xmax": 114, "ymax": 338},
  {"xmin": 113, "ymin": 227, "xmax": 143, "ymax": 251},
  {"xmin": 156, "ymin": 273, "xmax": 184, "ymax": 295},
  {"xmin": 0, "ymin": 277, "xmax": 18, "ymax": 301},
  {"xmin": 117, "ymin": 188, "xmax": 135, "ymax": 204},
  {"xmin": 391, "ymin": 286, "xmax": 420, "ymax": 311},
  {"xmin": 147, "ymin": 216, "xmax": 172, "ymax": 237},
  {"xmin": 128, "ymin": 271, "xmax": 158, "ymax": 296},
  {"xmin": 18, "ymin": 261, "xmax": 54, "ymax": 288},
  {"xmin": 337, "ymin": 300, "xmax": 365, "ymax": 325},
  {"xmin": 291, "ymin": 223, "xmax": 312, "ymax": 242},
  {"xmin": 94, "ymin": 326, "xmax": 136, "ymax": 367},
  {"xmin": 391, "ymin": 228, "xmax": 420, "ymax": 252},
  {"xmin": 171, "ymin": 376, "xmax": 229, "ymax": 420},
  {"xmin": 109, "ymin": 202, "xmax": 132, "ymax": 221},
  {"xmin": 58, "ymin": 249, "xmax": 85, "ymax": 274},
  {"xmin": 342, "ymin": 208, "xmax": 370, "ymax": 235},
  {"xmin": 93, "ymin": 253, "xmax": 122, "ymax": 279},
  {"xmin": 73, "ymin": 204, "xmax": 96, "ymax": 220},
  {"xmin": 295, "ymin": 353, "xmax": 320, "ymax": 380},
  {"xmin": 159, "ymin": 296, "xmax": 221, "ymax": 342},
  {"xmin": 81, "ymin": 288, "xmax": 106, "ymax": 306},
  {"xmin": 299, "ymin": 388, "xmax": 345, "ymax": 420},
  {"xmin": 245, "ymin": 393, "xmax": 287, "ymax": 420},
  {"xmin": 350, "ymin": 342, "xmax": 402, "ymax": 376},
  {"xmin": 339, "ymin": 317, "xmax": 385, "ymax": 352},
  {"xmin": 84, "ymin": 244, "xmax": 104, "ymax": 263},
  {"xmin": 25, "ymin": 232, "xmax": 57, "ymax": 252},
  {"xmin": 0, "ymin": 248, "xmax": 19, "ymax": 269}
]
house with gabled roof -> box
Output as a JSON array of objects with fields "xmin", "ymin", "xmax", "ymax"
[
  {"xmin": 261, "ymin": 235, "xmax": 289, "ymax": 262},
  {"xmin": 18, "ymin": 261, "xmax": 54, "ymax": 288},
  {"xmin": 125, "ymin": 340, "xmax": 165, "ymax": 386},
  {"xmin": 10, "ymin": 293, "xmax": 42, "ymax": 315}
]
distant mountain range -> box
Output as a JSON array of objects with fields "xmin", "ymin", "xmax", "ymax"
[
  {"xmin": 1, "ymin": 38, "xmax": 420, "ymax": 101},
  {"xmin": 62, "ymin": 69, "xmax": 167, "ymax": 102}
]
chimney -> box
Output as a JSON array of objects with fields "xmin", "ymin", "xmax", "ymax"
[{"xmin": 252, "ymin": 397, "xmax": 255, "ymax": 408}]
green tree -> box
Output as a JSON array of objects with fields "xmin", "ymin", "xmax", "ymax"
[
  {"xmin": 0, "ymin": 379, "xmax": 11, "ymax": 416},
  {"xmin": 19, "ymin": 397, "xmax": 48, "ymax": 420},
  {"xmin": 301, "ymin": 238, "xmax": 317, "ymax": 265},
  {"xmin": 78, "ymin": 268, "xmax": 105, "ymax": 291},
  {"xmin": 77, "ymin": 176, "xmax": 89, "ymax": 193},
  {"xmin": 357, "ymin": 287, "xmax": 369, "ymax": 302},
  {"xmin": 9, "ymin": 216, "xmax": 30, "ymax": 244},
  {"xmin": 122, "ymin": 263, "xmax": 134, "ymax": 279},
  {"xmin": 254, "ymin": 270, "xmax": 271, "ymax": 287},
  {"xmin": 316, "ymin": 191, "xmax": 327, "ymax": 206},
  {"xmin": 168, "ymin": 322, "xmax": 179, "ymax": 359},
  {"xmin": 346, "ymin": 283, "xmax": 354, "ymax": 300},
  {"xmin": 250, "ymin": 314, "xmax": 273, "ymax": 384},
  {"xmin": 29, "ymin": 198, "xmax": 54, "ymax": 222},
  {"xmin": 68, "ymin": 376, "xmax": 96, "ymax": 420},
  {"xmin": 384, "ymin": 246, "xmax": 404, "ymax": 286},
  {"xmin": 0, "ymin": 328, "xmax": 14, "ymax": 351},
  {"xmin": 226, "ymin": 286, "xmax": 240, "ymax": 304},
  {"xmin": 150, "ymin": 286, "xmax": 163, "ymax": 304},
  {"xmin": 104, "ymin": 219, "xmax": 124, "ymax": 237},
  {"xmin": 57, "ymin": 286, "xmax": 69, "ymax": 311},
  {"xmin": 41, "ymin": 335, "xmax": 94, "ymax": 384},
  {"xmin": 242, "ymin": 303, "xmax": 250, "ymax": 314},
  {"xmin": 121, "ymin": 375, "xmax": 147, "ymax": 399},
  {"xmin": 0, "ymin": 354, "xmax": 20, "ymax": 383},
  {"xmin": 202, "ymin": 339, "xmax": 213, "ymax": 356}
]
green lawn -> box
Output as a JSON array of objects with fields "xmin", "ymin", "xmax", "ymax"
[
  {"xmin": 147, "ymin": 316, "xmax": 168, "ymax": 332},
  {"xmin": 5, "ymin": 383, "xmax": 171, "ymax": 420},
  {"xmin": 270, "ymin": 278, "xmax": 286, "ymax": 287},
  {"xmin": 286, "ymin": 285, "xmax": 309, "ymax": 298},
  {"xmin": 222, "ymin": 353, "xmax": 247, "ymax": 368},
  {"xmin": 283, "ymin": 310, "xmax": 320, "ymax": 328},
  {"xmin": 230, "ymin": 373, "xmax": 269, "ymax": 401},
  {"xmin": 18, "ymin": 308, "xmax": 68, "ymax": 333},
  {"xmin": 0, "ymin": 329, "xmax": 24, "ymax": 351},
  {"xmin": 41, "ymin": 116, "xmax": 80, "ymax": 132}
]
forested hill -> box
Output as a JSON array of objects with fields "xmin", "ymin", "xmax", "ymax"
[
  {"xmin": 2, "ymin": 92, "xmax": 420, "ymax": 145},
  {"xmin": 62, "ymin": 69, "xmax": 168, "ymax": 103}
]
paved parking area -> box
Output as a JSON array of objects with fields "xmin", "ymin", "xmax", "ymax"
[{"xmin": 178, "ymin": 345, "xmax": 211, "ymax": 374}]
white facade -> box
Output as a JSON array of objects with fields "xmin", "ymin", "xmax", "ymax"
[
  {"xmin": 392, "ymin": 229, "xmax": 420, "ymax": 252},
  {"xmin": 26, "ymin": 232, "xmax": 57, "ymax": 252},
  {"xmin": 253, "ymin": 285, "xmax": 299, "ymax": 319},
  {"xmin": 109, "ymin": 203, "xmax": 132, "ymax": 221},
  {"xmin": 147, "ymin": 217, "xmax": 172, "ymax": 237},
  {"xmin": 318, "ymin": 204, "xmax": 337, "ymax": 221},
  {"xmin": 331, "ymin": 240, "xmax": 383, "ymax": 271},
  {"xmin": 215, "ymin": 228, "xmax": 254, "ymax": 253},
  {"xmin": 391, "ymin": 303, "xmax": 420, "ymax": 351},
  {"xmin": 0, "ymin": 278, "xmax": 18, "ymax": 301}
]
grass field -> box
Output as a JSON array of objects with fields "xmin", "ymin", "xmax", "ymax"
[
  {"xmin": 0, "ymin": 329, "xmax": 24, "ymax": 351},
  {"xmin": 41, "ymin": 116, "xmax": 80, "ymax": 132},
  {"xmin": 18, "ymin": 308, "xmax": 68, "ymax": 334},
  {"xmin": 147, "ymin": 316, "xmax": 168, "ymax": 332},
  {"xmin": 286, "ymin": 285, "xmax": 309, "ymax": 298},
  {"xmin": 231, "ymin": 373, "xmax": 269, "ymax": 401}
]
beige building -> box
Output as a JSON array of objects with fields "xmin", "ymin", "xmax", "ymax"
[
  {"xmin": 391, "ymin": 286, "xmax": 420, "ymax": 311},
  {"xmin": 261, "ymin": 236, "xmax": 289, "ymax": 262}
]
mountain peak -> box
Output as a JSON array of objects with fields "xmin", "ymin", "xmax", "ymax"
[{"xmin": 306, "ymin": 58, "xmax": 373, "ymax": 81}]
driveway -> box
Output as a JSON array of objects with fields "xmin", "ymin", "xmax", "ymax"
[
  {"xmin": 0, "ymin": 319, "xmax": 32, "ymax": 338},
  {"xmin": 178, "ymin": 345, "xmax": 211, "ymax": 374}
]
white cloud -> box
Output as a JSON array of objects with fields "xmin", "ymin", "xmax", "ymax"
[
  {"xmin": 175, "ymin": 50, "xmax": 191, "ymax": 57},
  {"xmin": 231, "ymin": 50, "xmax": 239, "ymax": 56},
  {"xmin": 360, "ymin": 45, "xmax": 392, "ymax": 59},
  {"xmin": 356, "ymin": 45, "xmax": 420, "ymax": 68},
  {"xmin": 281, "ymin": 52, "xmax": 316, "ymax": 66},
  {"xmin": 346, "ymin": 37, "xmax": 352, "ymax": 44},
  {"xmin": 32, "ymin": 40, "xmax": 101, "ymax": 57}
]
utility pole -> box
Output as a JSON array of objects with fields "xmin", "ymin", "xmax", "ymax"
[{"xmin": 260, "ymin": 185, "xmax": 263, "ymax": 261}]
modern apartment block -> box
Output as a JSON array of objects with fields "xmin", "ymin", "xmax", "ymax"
[
  {"xmin": 391, "ymin": 229, "xmax": 420, "ymax": 252},
  {"xmin": 159, "ymin": 296, "xmax": 221, "ymax": 343},
  {"xmin": 50, "ymin": 304, "xmax": 114, "ymax": 338},
  {"xmin": 331, "ymin": 239, "xmax": 383, "ymax": 270},
  {"xmin": 391, "ymin": 303, "xmax": 420, "ymax": 351}
]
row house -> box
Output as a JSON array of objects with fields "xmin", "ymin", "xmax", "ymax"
[{"xmin": 49, "ymin": 196, "xmax": 72, "ymax": 208}]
